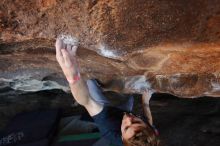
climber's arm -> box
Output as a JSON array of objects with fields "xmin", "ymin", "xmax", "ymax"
[
  {"xmin": 55, "ymin": 38, "xmax": 103, "ymax": 116},
  {"xmin": 142, "ymin": 91, "xmax": 153, "ymax": 125},
  {"xmin": 69, "ymin": 78, "xmax": 103, "ymax": 116}
]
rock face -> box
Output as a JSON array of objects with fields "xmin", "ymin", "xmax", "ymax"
[{"xmin": 1, "ymin": 0, "xmax": 220, "ymax": 98}]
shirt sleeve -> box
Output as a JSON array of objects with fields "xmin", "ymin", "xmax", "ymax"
[{"xmin": 92, "ymin": 106, "xmax": 124, "ymax": 146}]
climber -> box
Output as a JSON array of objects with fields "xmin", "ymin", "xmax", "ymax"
[{"xmin": 55, "ymin": 38, "xmax": 159, "ymax": 146}]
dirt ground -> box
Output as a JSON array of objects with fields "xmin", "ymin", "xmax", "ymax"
[{"xmin": 0, "ymin": 89, "xmax": 219, "ymax": 146}]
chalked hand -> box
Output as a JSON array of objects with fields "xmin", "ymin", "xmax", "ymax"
[{"xmin": 55, "ymin": 38, "xmax": 80, "ymax": 84}]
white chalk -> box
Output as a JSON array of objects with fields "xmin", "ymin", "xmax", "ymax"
[
  {"xmin": 98, "ymin": 43, "xmax": 119, "ymax": 59},
  {"xmin": 0, "ymin": 77, "xmax": 69, "ymax": 92},
  {"xmin": 211, "ymin": 82, "xmax": 220, "ymax": 92},
  {"xmin": 125, "ymin": 75, "xmax": 154, "ymax": 93},
  {"xmin": 58, "ymin": 34, "xmax": 79, "ymax": 46}
]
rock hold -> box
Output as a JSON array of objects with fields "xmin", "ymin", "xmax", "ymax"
[{"xmin": 1, "ymin": 0, "xmax": 220, "ymax": 98}]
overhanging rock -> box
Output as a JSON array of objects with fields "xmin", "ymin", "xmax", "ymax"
[{"xmin": 1, "ymin": 0, "xmax": 220, "ymax": 98}]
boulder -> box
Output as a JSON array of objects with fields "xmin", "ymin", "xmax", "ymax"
[{"xmin": 1, "ymin": 0, "xmax": 220, "ymax": 98}]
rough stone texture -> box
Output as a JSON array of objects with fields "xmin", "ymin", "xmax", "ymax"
[{"xmin": 1, "ymin": 0, "xmax": 220, "ymax": 98}]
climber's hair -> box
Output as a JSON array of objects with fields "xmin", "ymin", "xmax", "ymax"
[{"xmin": 123, "ymin": 122, "xmax": 160, "ymax": 146}]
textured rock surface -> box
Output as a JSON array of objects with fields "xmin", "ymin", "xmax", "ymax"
[{"xmin": 1, "ymin": 0, "xmax": 220, "ymax": 97}]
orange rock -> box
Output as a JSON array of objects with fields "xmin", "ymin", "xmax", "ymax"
[{"xmin": 0, "ymin": 0, "xmax": 220, "ymax": 98}]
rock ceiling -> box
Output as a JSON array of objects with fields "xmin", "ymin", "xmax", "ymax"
[{"xmin": 1, "ymin": 0, "xmax": 220, "ymax": 98}]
